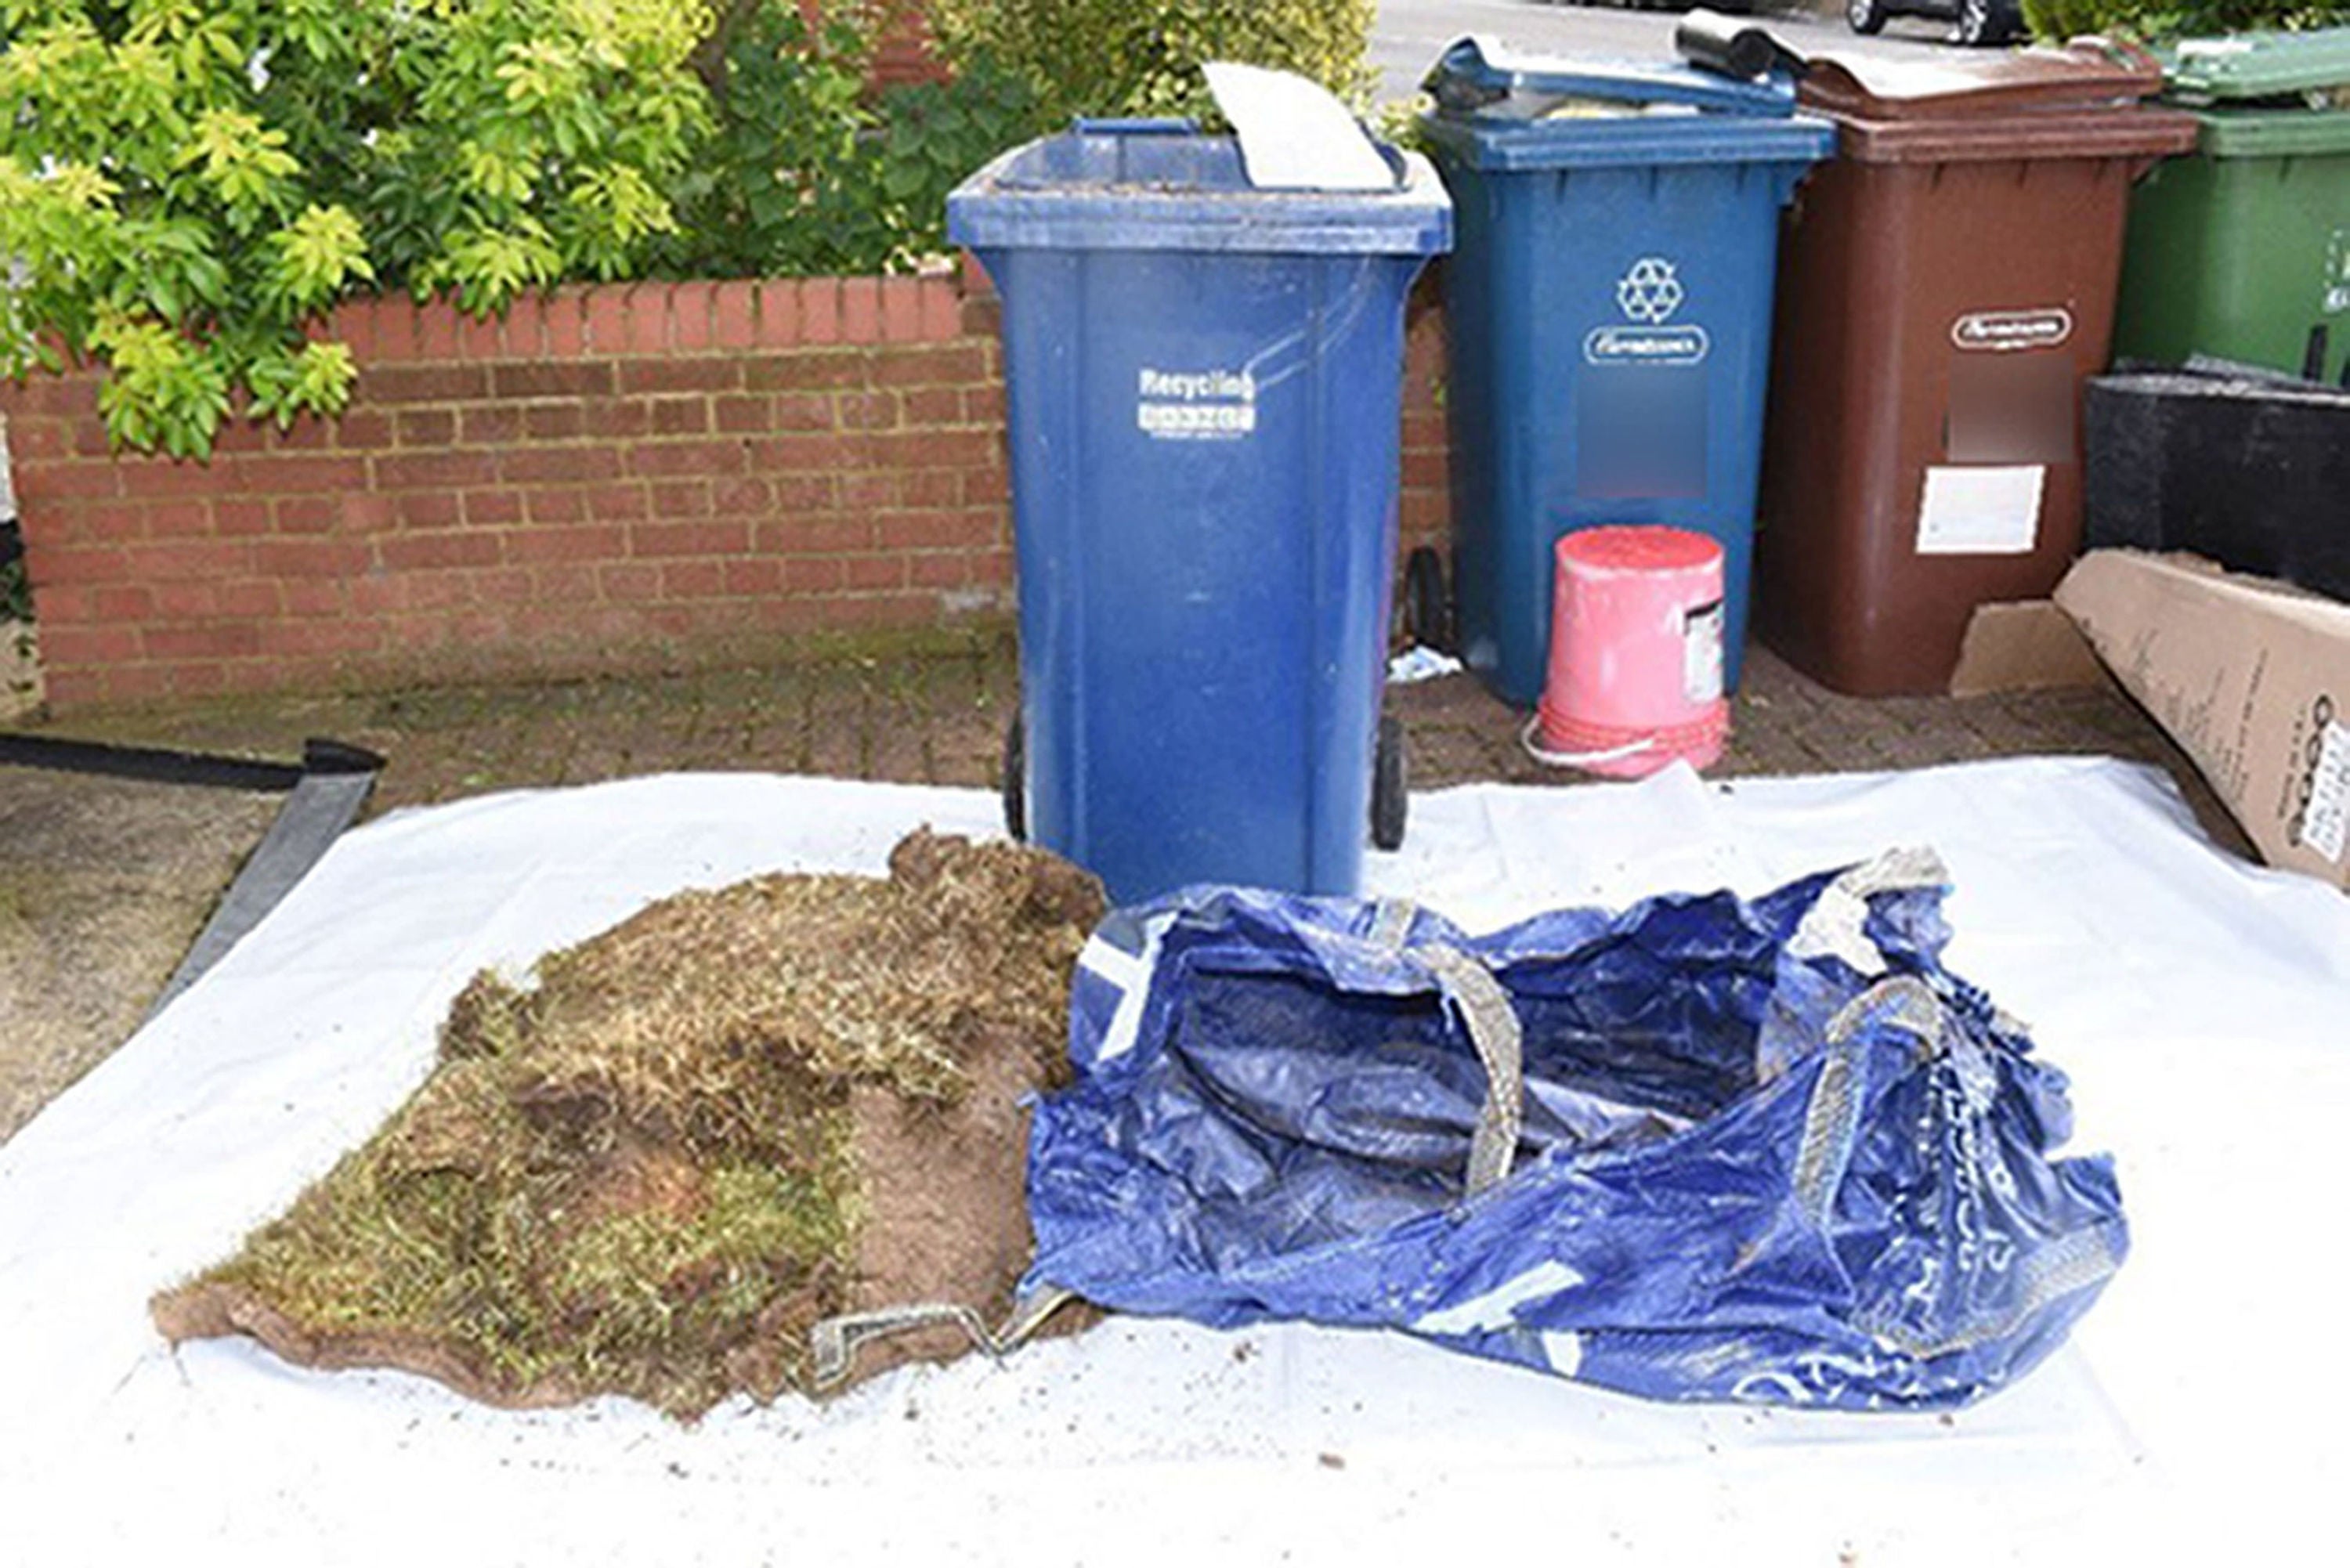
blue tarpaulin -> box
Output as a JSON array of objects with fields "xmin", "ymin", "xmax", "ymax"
[{"xmin": 1024, "ymin": 851, "xmax": 2125, "ymax": 1410}]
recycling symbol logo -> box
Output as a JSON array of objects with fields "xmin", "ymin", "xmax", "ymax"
[
  {"xmin": 1584, "ymin": 255, "xmax": 1709, "ymax": 367},
  {"xmin": 1616, "ymin": 257, "xmax": 1684, "ymax": 324}
]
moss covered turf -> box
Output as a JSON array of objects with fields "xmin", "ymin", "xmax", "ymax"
[{"xmin": 152, "ymin": 830, "xmax": 1104, "ymax": 1417}]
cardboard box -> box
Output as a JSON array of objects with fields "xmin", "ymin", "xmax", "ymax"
[
  {"xmin": 2050, "ymin": 551, "xmax": 2350, "ymax": 892},
  {"xmin": 1947, "ymin": 600, "xmax": 2109, "ymax": 699}
]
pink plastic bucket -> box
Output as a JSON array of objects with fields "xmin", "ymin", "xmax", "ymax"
[{"xmin": 1528, "ymin": 526, "xmax": 1730, "ymax": 779}]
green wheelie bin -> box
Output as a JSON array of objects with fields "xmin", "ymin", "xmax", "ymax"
[{"xmin": 2113, "ymin": 27, "xmax": 2350, "ymax": 383}]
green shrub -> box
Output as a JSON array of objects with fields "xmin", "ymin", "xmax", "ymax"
[
  {"xmin": 0, "ymin": 0, "xmax": 1381, "ymax": 460},
  {"xmin": 0, "ymin": 0, "xmax": 708, "ymax": 457},
  {"xmin": 2023, "ymin": 0, "xmax": 2349, "ymax": 43},
  {"xmin": 666, "ymin": 3, "xmax": 1039, "ymax": 277},
  {"xmin": 927, "ymin": 0, "xmax": 1378, "ymax": 125},
  {"xmin": 667, "ymin": 0, "xmax": 1383, "ymax": 280}
]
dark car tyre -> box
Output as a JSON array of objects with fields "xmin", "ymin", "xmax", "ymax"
[
  {"xmin": 1847, "ymin": 0, "xmax": 1889, "ymax": 34},
  {"xmin": 1956, "ymin": 0, "xmax": 2024, "ymax": 45}
]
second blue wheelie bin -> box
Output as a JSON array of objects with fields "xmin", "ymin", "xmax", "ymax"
[
  {"xmin": 1421, "ymin": 39, "xmax": 1831, "ymax": 705},
  {"xmin": 948, "ymin": 122, "xmax": 1451, "ymax": 905}
]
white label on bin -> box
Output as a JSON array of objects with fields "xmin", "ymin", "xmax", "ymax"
[
  {"xmin": 2325, "ymin": 229, "xmax": 2350, "ymax": 315},
  {"xmin": 2301, "ymin": 721, "xmax": 2350, "ymax": 865},
  {"xmin": 1683, "ymin": 598, "xmax": 1725, "ymax": 705},
  {"xmin": 1137, "ymin": 367, "xmax": 1256, "ymax": 442},
  {"xmin": 1951, "ymin": 308, "xmax": 2073, "ymax": 353},
  {"xmin": 1585, "ymin": 325, "xmax": 1710, "ymax": 367},
  {"xmin": 1916, "ymin": 464, "xmax": 2044, "ymax": 556}
]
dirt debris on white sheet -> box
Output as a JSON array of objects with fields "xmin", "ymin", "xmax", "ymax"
[{"xmin": 2, "ymin": 764, "xmax": 2346, "ymax": 1567}]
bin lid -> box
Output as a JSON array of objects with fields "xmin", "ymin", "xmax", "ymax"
[
  {"xmin": 2166, "ymin": 26, "xmax": 2350, "ymax": 102},
  {"xmin": 945, "ymin": 123, "xmax": 1452, "ymax": 256},
  {"xmin": 1417, "ymin": 35, "xmax": 1834, "ymax": 171},
  {"xmin": 1799, "ymin": 41, "xmax": 2201, "ymax": 164},
  {"xmin": 1802, "ymin": 40, "xmax": 2167, "ymax": 118},
  {"xmin": 1426, "ymin": 34, "xmax": 1801, "ymax": 117},
  {"xmin": 2189, "ymin": 105, "xmax": 2350, "ymax": 157}
]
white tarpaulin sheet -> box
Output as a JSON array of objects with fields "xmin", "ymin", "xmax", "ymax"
[{"xmin": 3, "ymin": 758, "xmax": 2346, "ymax": 1565}]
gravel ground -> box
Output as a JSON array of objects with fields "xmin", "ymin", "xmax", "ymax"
[{"xmin": 0, "ymin": 771, "xmax": 282, "ymax": 1140}]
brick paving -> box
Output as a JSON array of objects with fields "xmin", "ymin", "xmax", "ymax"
[
  {"xmin": 27, "ymin": 627, "xmax": 2241, "ymax": 844},
  {"xmin": 1397, "ymin": 642, "xmax": 2244, "ymax": 852}
]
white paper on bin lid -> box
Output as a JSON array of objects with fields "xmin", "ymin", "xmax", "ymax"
[{"xmin": 1204, "ymin": 61, "xmax": 1394, "ymax": 191}]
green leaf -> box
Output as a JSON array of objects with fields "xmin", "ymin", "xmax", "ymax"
[
  {"xmin": 0, "ymin": 0, "xmax": 714, "ymax": 454},
  {"xmin": 269, "ymin": 204, "xmax": 374, "ymax": 312}
]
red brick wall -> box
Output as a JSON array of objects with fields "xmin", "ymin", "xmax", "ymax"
[
  {"xmin": 868, "ymin": 1, "xmax": 949, "ymax": 89},
  {"xmin": 794, "ymin": 0, "xmax": 947, "ymax": 89},
  {"xmin": 1400, "ymin": 276, "xmax": 1452, "ymax": 570},
  {"xmin": 3, "ymin": 276, "xmax": 1014, "ymax": 710},
  {"xmin": 4, "ymin": 269, "xmax": 1456, "ymax": 713}
]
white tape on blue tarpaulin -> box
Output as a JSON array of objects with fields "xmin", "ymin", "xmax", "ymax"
[{"xmin": 2, "ymin": 760, "xmax": 2346, "ymax": 1567}]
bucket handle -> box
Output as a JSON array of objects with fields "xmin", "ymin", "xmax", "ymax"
[{"xmin": 1518, "ymin": 714, "xmax": 1658, "ymax": 773}]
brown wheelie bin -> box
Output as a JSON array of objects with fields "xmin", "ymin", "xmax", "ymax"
[{"xmin": 1754, "ymin": 43, "xmax": 2196, "ymax": 695}]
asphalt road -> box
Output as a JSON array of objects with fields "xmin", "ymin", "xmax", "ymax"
[{"xmin": 1370, "ymin": 0, "xmax": 1973, "ymax": 99}]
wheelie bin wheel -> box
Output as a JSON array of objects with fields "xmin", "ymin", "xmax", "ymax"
[
  {"xmin": 1002, "ymin": 712, "xmax": 1025, "ymax": 843},
  {"xmin": 1371, "ymin": 715, "xmax": 1407, "ymax": 852},
  {"xmin": 1846, "ymin": 0, "xmax": 1889, "ymax": 34},
  {"xmin": 1403, "ymin": 546, "xmax": 1453, "ymax": 653}
]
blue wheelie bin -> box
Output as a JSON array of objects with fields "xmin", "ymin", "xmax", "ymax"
[
  {"xmin": 1421, "ymin": 39, "xmax": 1831, "ymax": 705},
  {"xmin": 948, "ymin": 122, "xmax": 1452, "ymax": 905}
]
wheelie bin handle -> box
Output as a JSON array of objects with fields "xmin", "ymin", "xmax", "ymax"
[{"xmin": 1072, "ymin": 117, "xmax": 1199, "ymax": 135}]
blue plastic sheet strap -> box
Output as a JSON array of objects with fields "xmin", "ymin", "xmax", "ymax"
[{"xmin": 1414, "ymin": 943, "xmax": 1524, "ymax": 1196}]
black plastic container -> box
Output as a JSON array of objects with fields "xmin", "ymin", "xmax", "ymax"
[{"xmin": 2084, "ymin": 370, "xmax": 2350, "ymax": 604}]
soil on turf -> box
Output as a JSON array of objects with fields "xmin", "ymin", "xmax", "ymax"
[{"xmin": 150, "ymin": 829, "xmax": 1104, "ymax": 1418}]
